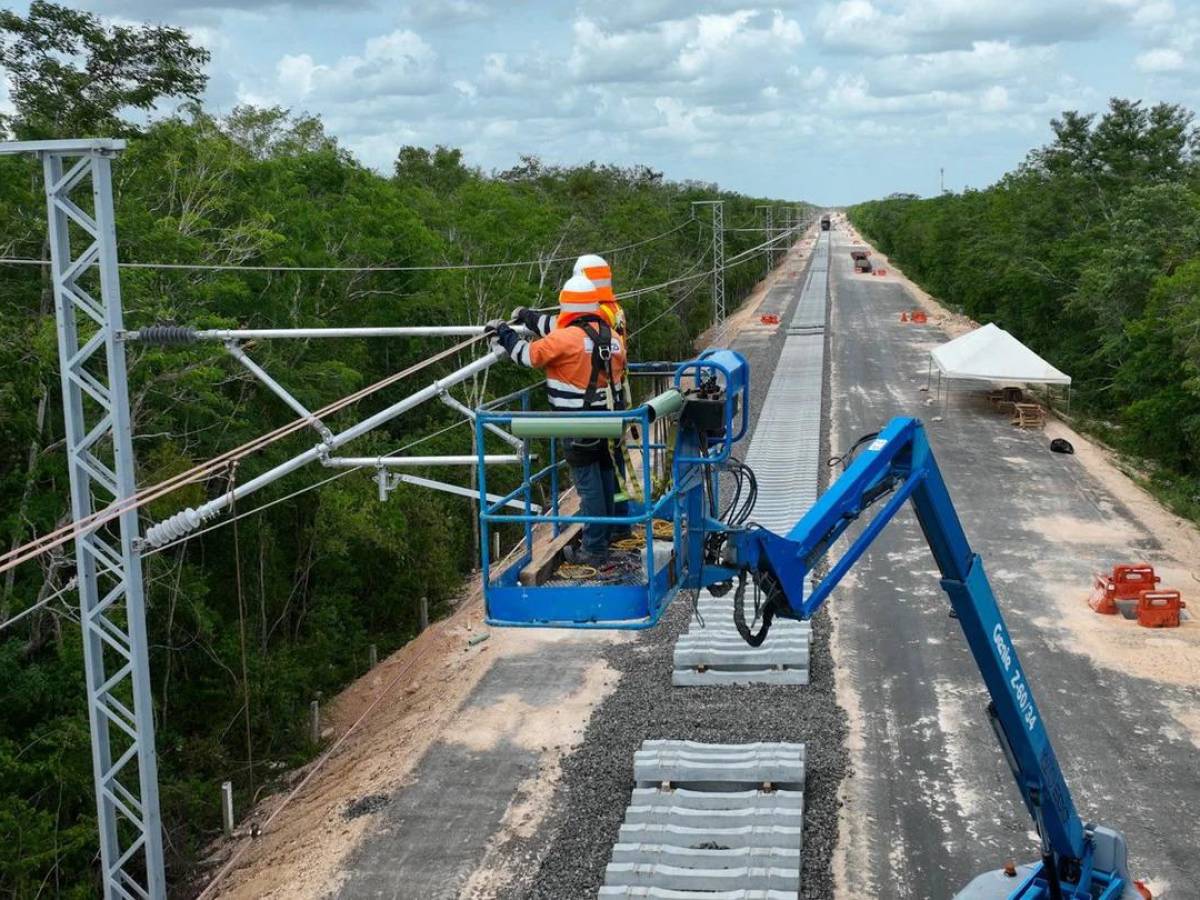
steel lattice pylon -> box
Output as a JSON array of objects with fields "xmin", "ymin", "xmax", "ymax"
[
  {"xmin": 692, "ymin": 200, "xmax": 725, "ymax": 328},
  {"xmin": 756, "ymin": 203, "xmax": 781, "ymax": 274},
  {"xmin": 2, "ymin": 139, "xmax": 166, "ymax": 900}
]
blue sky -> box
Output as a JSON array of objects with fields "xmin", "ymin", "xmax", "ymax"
[{"xmin": 4, "ymin": 0, "xmax": 1200, "ymax": 204}]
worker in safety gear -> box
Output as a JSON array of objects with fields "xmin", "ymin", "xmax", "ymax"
[
  {"xmin": 510, "ymin": 254, "xmax": 633, "ymax": 538},
  {"xmin": 487, "ymin": 274, "xmax": 627, "ymax": 564}
]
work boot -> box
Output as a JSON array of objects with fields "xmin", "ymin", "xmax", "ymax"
[{"xmin": 562, "ymin": 544, "xmax": 609, "ymax": 566}]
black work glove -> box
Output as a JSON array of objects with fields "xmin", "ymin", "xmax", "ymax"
[
  {"xmin": 483, "ymin": 318, "xmax": 505, "ymax": 336},
  {"xmin": 511, "ymin": 306, "xmax": 540, "ymax": 330},
  {"xmin": 489, "ymin": 321, "xmax": 520, "ymax": 355}
]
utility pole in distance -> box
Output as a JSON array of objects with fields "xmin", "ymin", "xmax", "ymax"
[
  {"xmin": 755, "ymin": 204, "xmax": 774, "ymax": 277},
  {"xmin": 692, "ymin": 200, "xmax": 726, "ymax": 329}
]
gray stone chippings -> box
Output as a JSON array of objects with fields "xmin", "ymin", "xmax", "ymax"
[{"xmin": 497, "ymin": 234, "xmax": 846, "ymax": 900}]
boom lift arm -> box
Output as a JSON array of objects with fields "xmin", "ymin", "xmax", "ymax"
[
  {"xmin": 479, "ymin": 351, "xmax": 1141, "ymax": 898},
  {"xmin": 715, "ymin": 415, "xmax": 1138, "ymax": 900}
]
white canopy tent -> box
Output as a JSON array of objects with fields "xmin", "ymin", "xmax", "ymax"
[{"xmin": 927, "ymin": 323, "xmax": 1071, "ymax": 410}]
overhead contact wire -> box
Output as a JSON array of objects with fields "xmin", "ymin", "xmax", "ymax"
[{"xmin": 0, "ymin": 220, "xmax": 694, "ymax": 274}]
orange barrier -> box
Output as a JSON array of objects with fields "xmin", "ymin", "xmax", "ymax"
[
  {"xmin": 1088, "ymin": 564, "xmax": 1160, "ymax": 614},
  {"xmin": 1136, "ymin": 589, "xmax": 1186, "ymax": 628},
  {"xmin": 911, "ymin": 310, "xmax": 927, "ymax": 323},
  {"xmin": 760, "ymin": 314, "xmax": 780, "ymax": 325}
]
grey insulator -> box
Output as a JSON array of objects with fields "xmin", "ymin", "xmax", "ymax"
[
  {"xmin": 135, "ymin": 324, "xmax": 198, "ymax": 345},
  {"xmin": 142, "ymin": 507, "xmax": 207, "ymax": 547}
]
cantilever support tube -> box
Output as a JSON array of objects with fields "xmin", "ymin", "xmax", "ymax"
[
  {"xmin": 198, "ymin": 326, "xmax": 500, "ymax": 339},
  {"xmin": 224, "ymin": 342, "xmax": 332, "ymax": 442},
  {"xmin": 141, "ymin": 349, "xmax": 505, "ymax": 548},
  {"xmin": 322, "ymin": 454, "xmax": 523, "ymax": 468},
  {"xmin": 439, "ymin": 391, "xmax": 524, "ymax": 450},
  {"xmin": 394, "ymin": 473, "xmax": 543, "ymax": 513}
]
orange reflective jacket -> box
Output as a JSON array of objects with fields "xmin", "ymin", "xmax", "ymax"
[{"xmin": 506, "ymin": 318, "xmax": 626, "ymax": 410}]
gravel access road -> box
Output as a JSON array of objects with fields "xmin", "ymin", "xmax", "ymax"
[{"xmin": 828, "ymin": 223, "xmax": 1200, "ymax": 899}]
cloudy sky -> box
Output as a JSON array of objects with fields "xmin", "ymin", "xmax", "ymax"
[{"xmin": 6, "ymin": 0, "xmax": 1200, "ymax": 203}]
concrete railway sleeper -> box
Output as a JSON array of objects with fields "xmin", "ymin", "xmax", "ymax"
[{"xmin": 600, "ymin": 739, "xmax": 807, "ymax": 897}]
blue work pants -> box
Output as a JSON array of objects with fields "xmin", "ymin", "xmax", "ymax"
[{"xmin": 571, "ymin": 459, "xmax": 616, "ymax": 554}]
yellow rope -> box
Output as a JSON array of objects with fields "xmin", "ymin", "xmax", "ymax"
[
  {"xmin": 612, "ymin": 520, "xmax": 675, "ymax": 551},
  {"xmin": 557, "ymin": 563, "xmax": 599, "ymax": 580}
]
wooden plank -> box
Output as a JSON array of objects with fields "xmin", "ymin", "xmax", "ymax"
[
  {"xmin": 519, "ymin": 522, "xmax": 583, "ymax": 586},
  {"xmin": 1011, "ymin": 402, "xmax": 1044, "ymax": 429}
]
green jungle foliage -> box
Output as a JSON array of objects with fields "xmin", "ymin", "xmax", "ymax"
[
  {"xmin": 850, "ymin": 98, "xmax": 1200, "ymax": 518},
  {"xmin": 0, "ymin": 4, "xmax": 809, "ymax": 894}
]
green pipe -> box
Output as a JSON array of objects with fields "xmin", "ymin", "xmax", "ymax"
[
  {"xmin": 510, "ymin": 417, "xmax": 625, "ymax": 439},
  {"xmin": 646, "ymin": 389, "xmax": 683, "ymax": 421}
]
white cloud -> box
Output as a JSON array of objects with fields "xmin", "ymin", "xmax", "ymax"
[
  {"xmin": 250, "ymin": 29, "xmax": 442, "ymax": 105},
  {"xmin": 568, "ymin": 18, "xmax": 683, "ymax": 83},
  {"xmin": 677, "ymin": 10, "xmax": 804, "ymax": 78},
  {"xmin": 575, "ymin": 0, "xmax": 774, "ymax": 29},
  {"xmin": 868, "ymin": 41, "xmax": 1054, "ymax": 96},
  {"xmin": 800, "ymin": 66, "xmax": 829, "ymax": 90},
  {"xmin": 1136, "ymin": 47, "xmax": 1186, "ymax": 71},
  {"xmin": 1131, "ymin": 0, "xmax": 1176, "ymax": 27},
  {"xmin": 568, "ymin": 9, "xmax": 804, "ymax": 94},
  {"xmin": 979, "ymin": 84, "xmax": 1010, "ymax": 112},
  {"xmin": 0, "ymin": 71, "xmax": 13, "ymax": 119},
  {"xmin": 479, "ymin": 51, "xmax": 556, "ymax": 96},
  {"xmin": 818, "ymin": 0, "xmax": 1143, "ymax": 52},
  {"xmin": 397, "ymin": 0, "xmax": 492, "ymax": 25}
]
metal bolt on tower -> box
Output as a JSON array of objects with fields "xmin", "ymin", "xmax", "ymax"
[
  {"xmin": 0, "ymin": 139, "xmax": 166, "ymax": 899},
  {"xmin": 692, "ymin": 200, "xmax": 726, "ymax": 328}
]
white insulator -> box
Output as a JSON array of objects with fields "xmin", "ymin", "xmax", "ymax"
[{"xmin": 143, "ymin": 507, "xmax": 205, "ymax": 548}]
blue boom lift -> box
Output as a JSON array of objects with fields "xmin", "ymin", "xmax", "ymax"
[{"xmin": 476, "ymin": 349, "xmax": 1143, "ymax": 899}]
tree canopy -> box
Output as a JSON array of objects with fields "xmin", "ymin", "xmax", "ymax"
[{"xmin": 0, "ymin": 0, "xmax": 209, "ymax": 139}]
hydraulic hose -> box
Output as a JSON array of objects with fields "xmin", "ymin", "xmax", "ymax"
[{"xmin": 732, "ymin": 571, "xmax": 776, "ymax": 647}]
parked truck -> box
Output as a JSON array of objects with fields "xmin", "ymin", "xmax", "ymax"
[{"xmin": 820, "ymin": 214, "xmax": 831, "ymax": 231}]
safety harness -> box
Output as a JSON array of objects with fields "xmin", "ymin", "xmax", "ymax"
[
  {"xmin": 568, "ymin": 316, "xmax": 642, "ymax": 506},
  {"xmin": 569, "ymin": 315, "xmax": 622, "ymax": 412}
]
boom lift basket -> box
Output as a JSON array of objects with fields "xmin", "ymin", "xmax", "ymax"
[{"xmin": 476, "ymin": 351, "xmax": 749, "ymax": 629}]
